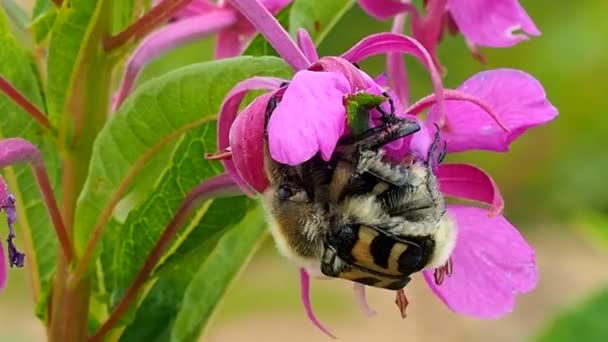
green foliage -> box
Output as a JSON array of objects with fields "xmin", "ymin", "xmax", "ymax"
[
  {"xmin": 290, "ymin": 0, "xmax": 355, "ymax": 44},
  {"xmin": 536, "ymin": 287, "xmax": 608, "ymax": 342},
  {"xmin": 0, "ymin": 9, "xmax": 59, "ymax": 319},
  {"xmin": 243, "ymin": 3, "xmax": 292, "ymax": 57},
  {"xmin": 30, "ymin": 8, "xmax": 56, "ymax": 43},
  {"xmin": 73, "ymin": 56, "xmax": 291, "ymax": 253},
  {"xmin": 45, "ymin": 0, "xmax": 104, "ymax": 125}
]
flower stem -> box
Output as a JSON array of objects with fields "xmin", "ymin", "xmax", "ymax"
[
  {"xmin": 103, "ymin": 0, "xmax": 193, "ymax": 51},
  {"xmin": 228, "ymin": 0, "xmax": 310, "ymax": 71},
  {"xmin": 88, "ymin": 174, "xmax": 242, "ymax": 341},
  {"xmin": 0, "ymin": 76, "xmax": 51, "ymax": 132}
]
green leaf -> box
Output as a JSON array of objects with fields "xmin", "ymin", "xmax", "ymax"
[
  {"xmin": 32, "ymin": 0, "xmax": 53, "ymax": 19},
  {"xmin": 117, "ymin": 196, "xmax": 254, "ymax": 341},
  {"xmin": 346, "ymin": 92, "xmax": 386, "ymax": 135},
  {"xmin": 107, "ymin": 123, "xmax": 223, "ymax": 308},
  {"xmin": 171, "ymin": 203, "xmax": 266, "ymax": 342},
  {"xmin": 536, "ymin": 287, "xmax": 608, "ymax": 342},
  {"xmin": 0, "ymin": 9, "xmax": 60, "ymax": 319},
  {"xmin": 242, "ymin": 3, "xmax": 292, "ymax": 57},
  {"xmin": 110, "ymin": 0, "xmax": 135, "ymax": 35},
  {"xmin": 289, "ymin": 0, "xmax": 355, "ymax": 45},
  {"xmin": 29, "ymin": 8, "xmax": 56, "ymax": 43},
  {"xmin": 74, "ymin": 56, "xmax": 290, "ymax": 253},
  {"xmin": 45, "ymin": 0, "xmax": 104, "ymax": 125}
]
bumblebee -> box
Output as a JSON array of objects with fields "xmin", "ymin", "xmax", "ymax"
[{"xmin": 261, "ymin": 90, "xmax": 456, "ymax": 290}]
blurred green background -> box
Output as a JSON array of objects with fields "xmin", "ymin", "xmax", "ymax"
[{"xmin": 1, "ymin": 0, "xmax": 608, "ymax": 341}]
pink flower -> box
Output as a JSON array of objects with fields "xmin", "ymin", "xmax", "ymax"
[
  {"xmin": 112, "ymin": 0, "xmax": 291, "ymax": 110},
  {"xmin": 358, "ymin": 0, "xmax": 540, "ymax": 64},
  {"xmin": 0, "ymin": 175, "xmax": 25, "ymax": 293},
  {"xmin": 215, "ymin": 0, "xmax": 557, "ymax": 334}
]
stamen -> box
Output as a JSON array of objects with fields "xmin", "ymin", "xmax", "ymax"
[
  {"xmin": 433, "ymin": 257, "xmax": 453, "ymax": 285},
  {"xmin": 2, "ymin": 194, "xmax": 25, "ymax": 268},
  {"xmin": 395, "ymin": 289, "xmax": 409, "ymax": 319},
  {"xmin": 204, "ymin": 149, "xmax": 233, "ymax": 160}
]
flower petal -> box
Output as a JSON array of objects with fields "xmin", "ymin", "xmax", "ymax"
[
  {"xmin": 437, "ymin": 163, "xmax": 504, "ymax": 215},
  {"xmin": 268, "ymin": 70, "xmax": 350, "ymax": 165},
  {"xmin": 112, "ymin": 10, "xmax": 238, "ymax": 111},
  {"xmin": 358, "ymin": 0, "xmax": 415, "ymax": 20},
  {"xmin": 229, "ymin": 93, "xmax": 274, "ymax": 193},
  {"xmin": 448, "ymin": 0, "xmax": 540, "ymax": 47},
  {"xmin": 215, "ymin": 28, "xmax": 245, "ymax": 58},
  {"xmin": 387, "ymin": 14, "xmax": 410, "ymax": 106},
  {"xmin": 423, "ymin": 205, "xmax": 538, "ymax": 318},
  {"xmin": 300, "ymin": 268, "xmax": 336, "ymax": 338},
  {"xmin": 171, "ymin": 0, "xmax": 217, "ymax": 20},
  {"xmin": 342, "ymin": 33, "xmax": 445, "ymax": 118},
  {"xmin": 427, "ymin": 69, "xmax": 557, "ymax": 152},
  {"xmin": 297, "ymin": 29, "xmax": 319, "ymax": 63},
  {"xmin": 219, "ymin": 77, "xmax": 286, "ymax": 194}
]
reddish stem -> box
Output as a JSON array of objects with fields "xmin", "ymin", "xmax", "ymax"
[
  {"xmin": 88, "ymin": 174, "xmax": 242, "ymax": 341},
  {"xmin": 52, "ymin": 0, "xmax": 62, "ymax": 7},
  {"xmin": 33, "ymin": 165, "xmax": 75, "ymax": 263},
  {"xmin": 103, "ymin": 0, "xmax": 193, "ymax": 51},
  {"xmin": 0, "ymin": 76, "xmax": 51, "ymax": 131}
]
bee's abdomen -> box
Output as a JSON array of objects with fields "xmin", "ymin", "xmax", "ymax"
[{"xmin": 323, "ymin": 224, "xmax": 434, "ymax": 290}]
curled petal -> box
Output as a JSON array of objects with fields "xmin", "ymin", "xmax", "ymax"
[
  {"xmin": 448, "ymin": 0, "xmax": 540, "ymax": 47},
  {"xmin": 113, "ymin": 10, "xmax": 238, "ymax": 111},
  {"xmin": 311, "ymin": 56, "xmax": 367, "ymax": 91},
  {"xmin": 219, "ymin": 77, "xmax": 286, "ymax": 194},
  {"xmin": 436, "ymin": 163, "xmax": 504, "ymax": 215},
  {"xmin": 342, "ymin": 33, "xmax": 445, "ymax": 118},
  {"xmin": 353, "ymin": 283, "xmax": 377, "ymax": 317},
  {"xmin": 427, "ymin": 69, "xmax": 557, "ymax": 152},
  {"xmin": 387, "ymin": 14, "xmax": 409, "ymax": 107},
  {"xmin": 423, "ymin": 205, "xmax": 537, "ymax": 318},
  {"xmin": 297, "ymin": 29, "xmax": 319, "ymax": 63},
  {"xmin": 358, "ymin": 0, "xmax": 416, "ymax": 20},
  {"xmin": 268, "ymin": 70, "xmax": 350, "ymax": 165},
  {"xmin": 229, "ymin": 93, "xmax": 274, "ymax": 194},
  {"xmin": 300, "ymin": 268, "xmax": 336, "ymax": 338},
  {"xmin": 0, "ymin": 138, "xmax": 43, "ymax": 168}
]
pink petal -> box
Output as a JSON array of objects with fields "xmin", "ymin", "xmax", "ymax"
[
  {"xmin": 353, "ymin": 283, "xmax": 377, "ymax": 317},
  {"xmin": 219, "ymin": 77, "xmax": 286, "ymax": 194},
  {"xmin": 297, "ymin": 29, "xmax": 319, "ymax": 63},
  {"xmin": 259, "ymin": 0, "xmax": 292, "ymax": 14},
  {"xmin": 268, "ymin": 70, "xmax": 350, "ymax": 165},
  {"xmin": 171, "ymin": 0, "xmax": 217, "ymax": 20},
  {"xmin": 437, "ymin": 163, "xmax": 504, "ymax": 215},
  {"xmin": 427, "ymin": 69, "xmax": 557, "ymax": 152},
  {"xmin": 448, "ymin": 0, "xmax": 540, "ymax": 47},
  {"xmin": 423, "ymin": 205, "xmax": 538, "ymax": 318},
  {"xmin": 341, "ymin": 33, "xmax": 445, "ymax": 118},
  {"xmin": 358, "ymin": 0, "xmax": 415, "ymax": 20},
  {"xmin": 229, "ymin": 93, "xmax": 277, "ymax": 194},
  {"xmin": 387, "ymin": 14, "xmax": 409, "ymax": 107},
  {"xmin": 112, "ymin": 10, "xmax": 238, "ymax": 111},
  {"xmin": 0, "ymin": 138, "xmax": 43, "ymax": 168},
  {"xmin": 215, "ymin": 28, "xmax": 245, "ymax": 58},
  {"xmin": 300, "ymin": 268, "xmax": 336, "ymax": 338}
]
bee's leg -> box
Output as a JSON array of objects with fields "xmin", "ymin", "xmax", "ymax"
[
  {"xmin": 374, "ymin": 92, "xmax": 397, "ymax": 124},
  {"xmin": 264, "ymin": 95, "xmax": 279, "ymax": 135},
  {"xmin": 426, "ymin": 124, "xmax": 447, "ymax": 168},
  {"xmin": 341, "ymin": 118, "xmax": 420, "ymax": 151}
]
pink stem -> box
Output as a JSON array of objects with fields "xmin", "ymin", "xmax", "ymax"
[
  {"xmin": 0, "ymin": 76, "xmax": 51, "ymax": 131},
  {"xmin": 299, "ymin": 268, "xmax": 336, "ymax": 339}
]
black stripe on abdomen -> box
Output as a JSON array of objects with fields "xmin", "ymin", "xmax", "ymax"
[{"xmin": 369, "ymin": 231, "xmax": 397, "ymax": 269}]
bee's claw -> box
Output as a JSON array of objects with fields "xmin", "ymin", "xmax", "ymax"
[{"xmin": 395, "ymin": 289, "xmax": 409, "ymax": 319}]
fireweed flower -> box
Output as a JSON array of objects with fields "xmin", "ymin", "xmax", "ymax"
[
  {"xmin": 112, "ymin": 0, "xmax": 291, "ymax": 110},
  {"xmin": 358, "ymin": 0, "xmax": 540, "ymax": 64},
  {"xmin": 210, "ymin": 25, "xmax": 557, "ymax": 334},
  {"xmin": 0, "ymin": 175, "xmax": 25, "ymax": 292}
]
